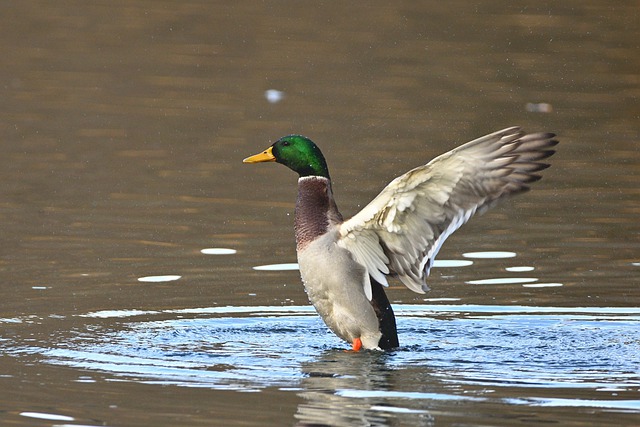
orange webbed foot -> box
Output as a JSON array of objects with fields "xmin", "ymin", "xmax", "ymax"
[{"xmin": 343, "ymin": 337, "xmax": 363, "ymax": 352}]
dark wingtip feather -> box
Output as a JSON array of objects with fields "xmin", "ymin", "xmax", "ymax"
[{"xmin": 498, "ymin": 130, "xmax": 558, "ymax": 197}]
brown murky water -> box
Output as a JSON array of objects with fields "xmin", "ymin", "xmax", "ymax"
[{"xmin": 1, "ymin": 1, "xmax": 639, "ymax": 426}]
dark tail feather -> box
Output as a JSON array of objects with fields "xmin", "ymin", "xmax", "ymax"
[{"xmin": 370, "ymin": 277, "xmax": 399, "ymax": 350}]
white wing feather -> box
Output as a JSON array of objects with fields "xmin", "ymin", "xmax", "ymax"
[{"xmin": 337, "ymin": 127, "xmax": 557, "ymax": 296}]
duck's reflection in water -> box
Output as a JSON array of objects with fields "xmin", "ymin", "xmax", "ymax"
[{"xmin": 294, "ymin": 350, "xmax": 434, "ymax": 427}]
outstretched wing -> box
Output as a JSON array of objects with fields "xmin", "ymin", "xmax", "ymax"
[{"xmin": 337, "ymin": 127, "xmax": 558, "ymax": 295}]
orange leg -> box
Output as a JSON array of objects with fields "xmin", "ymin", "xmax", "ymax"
[{"xmin": 352, "ymin": 337, "xmax": 362, "ymax": 352}]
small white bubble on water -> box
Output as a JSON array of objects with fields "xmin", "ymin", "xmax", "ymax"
[
  {"xmin": 525, "ymin": 102, "xmax": 553, "ymax": 113},
  {"xmin": 201, "ymin": 248, "xmax": 237, "ymax": 255},
  {"xmin": 505, "ymin": 266, "xmax": 535, "ymax": 272},
  {"xmin": 265, "ymin": 89, "xmax": 285, "ymax": 103}
]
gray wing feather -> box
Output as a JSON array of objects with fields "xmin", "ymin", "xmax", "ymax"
[{"xmin": 337, "ymin": 127, "xmax": 558, "ymax": 295}]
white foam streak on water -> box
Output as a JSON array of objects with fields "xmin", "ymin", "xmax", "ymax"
[
  {"xmin": 252, "ymin": 263, "xmax": 299, "ymax": 271},
  {"xmin": 137, "ymin": 275, "xmax": 181, "ymax": 283},
  {"xmin": 20, "ymin": 412, "xmax": 75, "ymax": 421},
  {"xmin": 467, "ymin": 277, "xmax": 538, "ymax": 285},
  {"xmin": 433, "ymin": 260, "xmax": 473, "ymax": 268},
  {"xmin": 462, "ymin": 251, "xmax": 517, "ymax": 259},
  {"xmin": 523, "ymin": 283, "xmax": 564, "ymax": 288}
]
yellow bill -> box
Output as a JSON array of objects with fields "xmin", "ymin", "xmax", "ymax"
[{"xmin": 243, "ymin": 146, "xmax": 276, "ymax": 163}]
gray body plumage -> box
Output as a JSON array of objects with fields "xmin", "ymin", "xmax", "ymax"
[{"xmin": 295, "ymin": 176, "xmax": 383, "ymax": 349}]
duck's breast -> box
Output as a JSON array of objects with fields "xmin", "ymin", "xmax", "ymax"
[{"xmin": 297, "ymin": 230, "xmax": 382, "ymax": 348}]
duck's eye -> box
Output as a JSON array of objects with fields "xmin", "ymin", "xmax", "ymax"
[{"xmin": 281, "ymin": 140, "xmax": 290, "ymax": 146}]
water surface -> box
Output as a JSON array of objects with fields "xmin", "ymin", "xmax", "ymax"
[{"xmin": 1, "ymin": 0, "xmax": 639, "ymax": 426}]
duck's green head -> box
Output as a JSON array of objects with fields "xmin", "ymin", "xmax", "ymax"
[{"xmin": 243, "ymin": 135, "xmax": 330, "ymax": 178}]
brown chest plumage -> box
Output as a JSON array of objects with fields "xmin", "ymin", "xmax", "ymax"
[{"xmin": 294, "ymin": 176, "xmax": 343, "ymax": 251}]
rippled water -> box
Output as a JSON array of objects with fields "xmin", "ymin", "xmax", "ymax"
[{"xmin": 4, "ymin": 304, "xmax": 640, "ymax": 425}]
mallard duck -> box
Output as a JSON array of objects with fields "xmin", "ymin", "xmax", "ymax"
[{"xmin": 244, "ymin": 127, "xmax": 557, "ymax": 351}]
